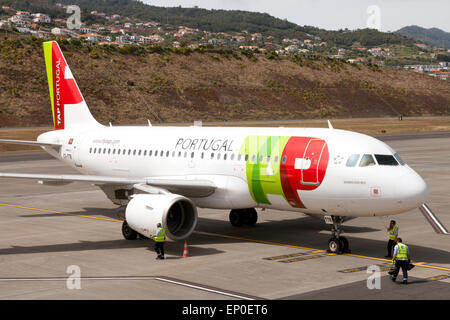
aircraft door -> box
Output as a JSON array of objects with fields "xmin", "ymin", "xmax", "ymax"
[{"xmin": 301, "ymin": 139, "xmax": 327, "ymax": 186}]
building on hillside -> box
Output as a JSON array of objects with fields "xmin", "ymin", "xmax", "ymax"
[{"xmin": 32, "ymin": 13, "xmax": 51, "ymax": 23}]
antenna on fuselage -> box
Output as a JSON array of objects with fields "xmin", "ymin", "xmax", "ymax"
[{"xmin": 327, "ymin": 120, "xmax": 334, "ymax": 129}]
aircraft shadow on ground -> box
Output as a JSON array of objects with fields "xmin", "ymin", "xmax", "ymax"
[
  {"xmin": 0, "ymin": 239, "xmax": 223, "ymax": 257},
  {"xmin": 8, "ymin": 207, "xmax": 450, "ymax": 265}
]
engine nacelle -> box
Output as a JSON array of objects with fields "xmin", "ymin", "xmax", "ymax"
[{"xmin": 125, "ymin": 194, "xmax": 198, "ymax": 241}]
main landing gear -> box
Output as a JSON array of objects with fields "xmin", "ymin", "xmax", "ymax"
[
  {"xmin": 325, "ymin": 216, "xmax": 351, "ymax": 254},
  {"xmin": 229, "ymin": 208, "xmax": 258, "ymax": 227}
]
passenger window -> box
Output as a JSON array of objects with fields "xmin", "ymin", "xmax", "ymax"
[
  {"xmin": 245, "ymin": 154, "xmax": 249, "ymax": 161},
  {"xmin": 143, "ymin": 150, "xmax": 147, "ymax": 156},
  {"xmin": 138, "ymin": 150, "xmax": 142, "ymax": 156},
  {"xmin": 274, "ymin": 156, "xmax": 279, "ymax": 163},
  {"xmin": 281, "ymin": 155, "xmax": 287, "ymax": 164},
  {"xmin": 218, "ymin": 153, "xmax": 221, "ymax": 160},
  {"xmin": 154, "ymin": 151, "xmax": 158, "ymax": 157},
  {"xmin": 259, "ymin": 155, "xmax": 263, "ymax": 163},
  {"xmin": 224, "ymin": 154, "xmax": 227, "ymax": 160},
  {"xmin": 346, "ymin": 154, "xmax": 360, "ymax": 167},
  {"xmin": 191, "ymin": 152, "xmax": 194, "ymax": 158},
  {"xmin": 252, "ymin": 155, "xmax": 256, "ymax": 162},
  {"xmin": 231, "ymin": 154, "xmax": 235, "ymax": 161},
  {"xmin": 211, "ymin": 153, "xmax": 214, "ymax": 159},
  {"xmin": 359, "ymin": 154, "xmax": 376, "ymax": 167},
  {"xmin": 237, "ymin": 154, "xmax": 242, "ymax": 161},
  {"xmin": 267, "ymin": 155, "xmax": 271, "ymax": 162},
  {"xmin": 375, "ymin": 154, "xmax": 398, "ymax": 166}
]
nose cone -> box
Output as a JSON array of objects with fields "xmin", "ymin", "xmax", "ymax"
[{"xmin": 396, "ymin": 170, "xmax": 428, "ymax": 208}]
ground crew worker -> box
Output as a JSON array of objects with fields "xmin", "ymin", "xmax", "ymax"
[
  {"xmin": 391, "ymin": 238, "xmax": 410, "ymax": 284},
  {"xmin": 151, "ymin": 223, "xmax": 166, "ymax": 260},
  {"xmin": 385, "ymin": 220, "xmax": 398, "ymax": 258}
]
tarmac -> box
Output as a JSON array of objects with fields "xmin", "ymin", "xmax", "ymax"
[{"xmin": 0, "ymin": 132, "xmax": 448, "ymax": 300}]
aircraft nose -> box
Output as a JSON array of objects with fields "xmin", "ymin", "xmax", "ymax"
[{"xmin": 396, "ymin": 170, "xmax": 428, "ymax": 207}]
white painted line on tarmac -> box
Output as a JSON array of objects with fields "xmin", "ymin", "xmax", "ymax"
[{"xmin": 420, "ymin": 204, "xmax": 449, "ymax": 235}]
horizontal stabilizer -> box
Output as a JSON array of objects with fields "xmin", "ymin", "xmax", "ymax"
[{"xmin": 0, "ymin": 139, "xmax": 61, "ymax": 148}]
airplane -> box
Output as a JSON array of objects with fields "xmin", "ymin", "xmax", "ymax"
[{"xmin": 0, "ymin": 41, "xmax": 428, "ymax": 254}]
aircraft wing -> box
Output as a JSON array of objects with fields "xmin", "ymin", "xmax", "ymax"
[{"xmin": 0, "ymin": 173, "xmax": 217, "ymax": 198}]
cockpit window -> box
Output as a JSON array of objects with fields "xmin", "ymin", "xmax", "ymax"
[
  {"xmin": 359, "ymin": 154, "xmax": 376, "ymax": 167},
  {"xmin": 346, "ymin": 154, "xmax": 360, "ymax": 167},
  {"xmin": 394, "ymin": 153, "xmax": 405, "ymax": 166},
  {"xmin": 375, "ymin": 154, "xmax": 398, "ymax": 166}
]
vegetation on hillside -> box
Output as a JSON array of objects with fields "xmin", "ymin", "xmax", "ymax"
[
  {"xmin": 397, "ymin": 25, "xmax": 450, "ymax": 49},
  {"xmin": 0, "ymin": 36, "xmax": 449, "ymax": 128},
  {"xmin": 2, "ymin": 0, "xmax": 417, "ymax": 47}
]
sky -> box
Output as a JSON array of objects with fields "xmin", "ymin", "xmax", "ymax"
[{"xmin": 145, "ymin": 0, "xmax": 450, "ymax": 32}]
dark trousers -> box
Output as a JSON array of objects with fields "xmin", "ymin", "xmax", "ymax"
[
  {"xmin": 387, "ymin": 239, "xmax": 396, "ymax": 257},
  {"xmin": 392, "ymin": 260, "xmax": 408, "ymax": 280},
  {"xmin": 154, "ymin": 242, "xmax": 165, "ymax": 257}
]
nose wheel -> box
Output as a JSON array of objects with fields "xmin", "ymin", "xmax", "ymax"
[{"xmin": 325, "ymin": 216, "xmax": 350, "ymax": 254}]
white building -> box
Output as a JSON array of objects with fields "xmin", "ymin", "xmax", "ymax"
[{"xmin": 32, "ymin": 13, "xmax": 51, "ymax": 23}]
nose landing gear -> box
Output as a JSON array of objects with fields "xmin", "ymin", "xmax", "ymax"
[{"xmin": 325, "ymin": 215, "xmax": 351, "ymax": 254}]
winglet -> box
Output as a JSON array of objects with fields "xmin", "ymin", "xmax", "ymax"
[{"xmin": 328, "ymin": 120, "xmax": 334, "ymax": 129}]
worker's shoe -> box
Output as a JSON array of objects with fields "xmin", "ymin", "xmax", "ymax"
[
  {"xmin": 391, "ymin": 277, "xmax": 396, "ymax": 282},
  {"xmin": 402, "ymin": 279, "xmax": 408, "ymax": 285}
]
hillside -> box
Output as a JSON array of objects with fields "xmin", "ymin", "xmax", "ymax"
[
  {"xmin": 0, "ymin": 38, "xmax": 449, "ymax": 127},
  {"xmin": 397, "ymin": 26, "xmax": 450, "ymax": 49},
  {"xmin": 2, "ymin": 0, "xmax": 416, "ymax": 47}
]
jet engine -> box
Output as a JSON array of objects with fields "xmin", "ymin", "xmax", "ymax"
[{"xmin": 124, "ymin": 194, "xmax": 197, "ymax": 241}]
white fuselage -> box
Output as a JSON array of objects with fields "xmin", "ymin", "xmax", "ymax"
[{"xmin": 38, "ymin": 126, "xmax": 428, "ymax": 217}]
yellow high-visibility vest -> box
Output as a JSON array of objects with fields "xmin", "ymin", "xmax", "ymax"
[
  {"xmin": 389, "ymin": 226, "xmax": 398, "ymax": 240},
  {"xmin": 155, "ymin": 227, "xmax": 165, "ymax": 242},
  {"xmin": 395, "ymin": 243, "xmax": 409, "ymax": 261}
]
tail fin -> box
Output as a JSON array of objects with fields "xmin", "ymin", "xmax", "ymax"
[{"xmin": 43, "ymin": 41, "xmax": 101, "ymax": 130}]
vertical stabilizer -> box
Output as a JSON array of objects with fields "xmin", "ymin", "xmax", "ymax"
[{"xmin": 43, "ymin": 41, "xmax": 101, "ymax": 130}]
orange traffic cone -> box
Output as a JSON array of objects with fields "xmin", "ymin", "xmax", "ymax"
[{"xmin": 182, "ymin": 240, "xmax": 189, "ymax": 258}]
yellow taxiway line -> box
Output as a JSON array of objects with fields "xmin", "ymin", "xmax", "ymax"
[{"xmin": 1, "ymin": 202, "xmax": 449, "ymax": 272}]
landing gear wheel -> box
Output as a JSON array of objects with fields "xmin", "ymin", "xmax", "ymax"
[
  {"xmin": 328, "ymin": 237, "xmax": 342, "ymax": 254},
  {"xmin": 339, "ymin": 236, "xmax": 350, "ymax": 253},
  {"xmin": 122, "ymin": 221, "xmax": 138, "ymax": 240},
  {"xmin": 325, "ymin": 216, "xmax": 350, "ymax": 254},
  {"xmin": 244, "ymin": 208, "xmax": 258, "ymax": 226},
  {"xmin": 229, "ymin": 209, "xmax": 244, "ymax": 227}
]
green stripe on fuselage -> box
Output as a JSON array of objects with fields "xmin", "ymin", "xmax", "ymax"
[{"xmin": 239, "ymin": 136, "xmax": 290, "ymax": 205}]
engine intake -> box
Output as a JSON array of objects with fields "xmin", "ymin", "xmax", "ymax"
[{"xmin": 125, "ymin": 194, "xmax": 197, "ymax": 241}]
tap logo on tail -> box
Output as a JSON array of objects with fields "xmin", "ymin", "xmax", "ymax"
[{"xmin": 43, "ymin": 41, "xmax": 84, "ymax": 130}]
